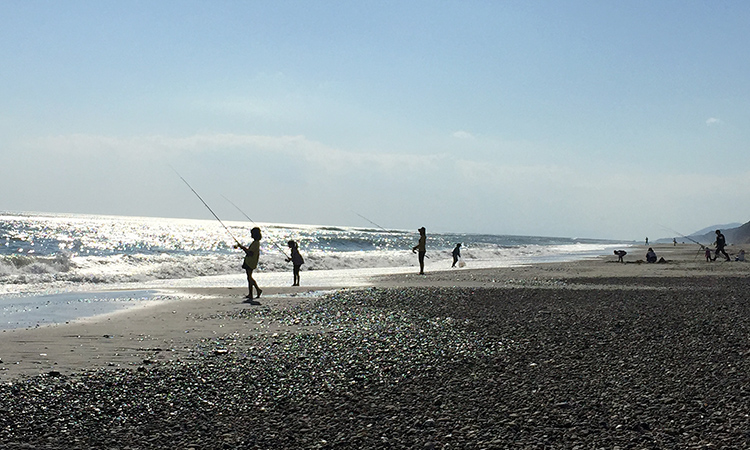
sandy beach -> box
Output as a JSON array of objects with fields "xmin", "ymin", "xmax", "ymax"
[{"xmin": 1, "ymin": 243, "xmax": 749, "ymax": 448}]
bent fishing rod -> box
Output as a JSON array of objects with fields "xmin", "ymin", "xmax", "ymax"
[
  {"xmin": 222, "ymin": 195, "xmax": 290, "ymax": 259},
  {"xmin": 171, "ymin": 167, "xmax": 242, "ymax": 247}
]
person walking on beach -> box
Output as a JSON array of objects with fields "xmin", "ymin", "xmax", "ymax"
[
  {"xmin": 412, "ymin": 227, "xmax": 427, "ymax": 275},
  {"xmin": 705, "ymin": 246, "xmax": 713, "ymax": 262},
  {"xmin": 451, "ymin": 243, "xmax": 462, "ymax": 268},
  {"xmin": 286, "ymin": 240, "xmax": 304, "ymax": 286},
  {"xmin": 713, "ymin": 229, "xmax": 730, "ymax": 261},
  {"xmin": 237, "ymin": 227, "xmax": 262, "ymax": 300}
]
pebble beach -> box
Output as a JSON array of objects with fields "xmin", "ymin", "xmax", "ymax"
[{"xmin": 1, "ymin": 244, "xmax": 749, "ymax": 449}]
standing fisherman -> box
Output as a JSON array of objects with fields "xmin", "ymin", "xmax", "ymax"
[
  {"xmin": 412, "ymin": 227, "xmax": 427, "ymax": 275},
  {"xmin": 452, "ymin": 243, "xmax": 462, "ymax": 268},
  {"xmin": 237, "ymin": 227, "xmax": 263, "ymax": 300}
]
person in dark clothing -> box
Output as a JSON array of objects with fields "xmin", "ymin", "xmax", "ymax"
[
  {"xmin": 286, "ymin": 240, "xmax": 305, "ymax": 286},
  {"xmin": 237, "ymin": 227, "xmax": 262, "ymax": 300},
  {"xmin": 451, "ymin": 243, "xmax": 462, "ymax": 267},
  {"xmin": 646, "ymin": 248, "xmax": 657, "ymax": 263},
  {"xmin": 412, "ymin": 227, "xmax": 427, "ymax": 275},
  {"xmin": 712, "ymin": 230, "xmax": 730, "ymax": 261}
]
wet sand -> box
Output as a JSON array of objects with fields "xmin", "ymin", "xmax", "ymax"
[
  {"xmin": 1, "ymin": 243, "xmax": 749, "ymax": 448},
  {"xmin": 0, "ymin": 243, "xmax": 744, "ymax": 381}
]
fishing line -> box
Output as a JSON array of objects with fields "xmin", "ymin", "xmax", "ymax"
[
  {"xmin": 222, "ymin": 195, "xmax": 290, "ymax": 259},
  {"xmin": 352, "ymin": 210, "xmax": 390, "ymax": 233},
  {"xmin": 171, "ymin": 166, "xmax": 241, "ymax": 246},
  {"xmin": 353, "ymin": 210, "xmax": 432, "ymax": 258}
]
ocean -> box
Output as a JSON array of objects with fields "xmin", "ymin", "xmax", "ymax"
[{"xmin": 0, "ymin": 211, "xmax": 626, "ymax": 328}]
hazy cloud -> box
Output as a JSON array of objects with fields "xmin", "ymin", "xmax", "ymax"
[
  {"xmin": 706, "ymin": 117, "xmax": 722, "ymax": 126},
  {"xmin": 452, "ymin": 130, "xmax": 476, "ymax": 140},
  {"xmin": 25, "ymin": 133, "xmax": 445, "ymax": 174}
]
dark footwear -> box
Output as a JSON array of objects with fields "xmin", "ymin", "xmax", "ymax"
[{"xmin": 256, "ymin": 288, "xmax": 263, "ymax": 298}]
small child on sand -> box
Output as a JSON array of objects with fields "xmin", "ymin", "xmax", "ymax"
[
  {"xmin": 705, "ymin": 247, "xmax": 712, "ymax": 262},
  {"xmin": 286, "ymin": 240, "xmax": 304, "ymax": 286}
]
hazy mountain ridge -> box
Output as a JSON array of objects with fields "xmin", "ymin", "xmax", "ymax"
[{"xmin": 664, "ymin": 222, "xmax": 750, "ymax": 246}]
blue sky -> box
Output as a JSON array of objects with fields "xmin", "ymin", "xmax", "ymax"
[{"xmin": 2, "ymin": 1, "xmax": 749, "ymax": 240}]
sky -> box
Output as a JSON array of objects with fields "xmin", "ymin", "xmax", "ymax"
[{"xmin": 2, "ymin": 1, "xmax": 749, "ymax": 240}]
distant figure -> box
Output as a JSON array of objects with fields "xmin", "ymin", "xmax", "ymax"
[
  {"xmin": 712, "ymin": 230, "xmax": 730, "ymax": 261},
  {"xmin": 237, "ymin": 227, "xmax": 262, "ymax": 300},
  {"xmin": 614, "ymin": 250, "xmax": 627, "ymax": 263},
  {"xmin": 673, "ymin": 238, "xmax": 677, "ymax": 246},
  {"xmin": 286, "ymin": 240, "xmax": 305, "ymax": 286},
  {"xmin": 645, "ymin": 237, "xmax": 649, "ymax": 245},
  {"xmin": 705, "ymin": 247, "xmax": 713, "ymax": 262},
  {"xmin": 452, "ymin": 243, "xmax": 462, "ymax": 268},
  {"xmin": 646, "ymin": 247, "xmax": 657, "ymax": 263},
  {"xmin": 412, "ymin": 227, "xmax": 427, "ymax": 275},
  {"xmin": 735, "ymin": 249, "xmax": 745, "ymax": 262}
]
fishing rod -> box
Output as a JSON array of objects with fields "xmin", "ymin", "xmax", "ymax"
[
  {"xmin": 660, "ymin": 225, "xmax": 707, "ymax": 249},
  {"xmin": 352, "ymin": 210, "xmax": 391, "ymax": 233},
  {"xmin": 353, "ymin": 211, "xmax": 435, "ymax": 259},
  {"xmin": 171, "ymin": 167, "xmax": 241, "ymax": 247},
  {"xmin": 660, "ymin": 224, "xmax": 711, "ymax": 261},
  {"xmin": 221, "ymin": 195, "xmax": 290, "ymax": 259}
]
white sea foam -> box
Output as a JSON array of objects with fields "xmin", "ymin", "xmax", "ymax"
[{"xmin": 0, "ymin": 211, "xmax": 628, "ymax": 303}]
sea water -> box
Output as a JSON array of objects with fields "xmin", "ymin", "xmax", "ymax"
[{"xmin": 0, "ymin": 211, "xmax": 626, "ymax": 328}]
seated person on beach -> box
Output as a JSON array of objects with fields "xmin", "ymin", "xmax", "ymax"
[
  {"xmin": 614, "ymin": 250, "xmax": 627, "ymax": 262},
  {"xmin": 646, "ymin": 248, "xmax": 657, "ymax": 263},
  {"xmin": 736, "ymin": 249, "xmax": 746, "ymax": 262}
]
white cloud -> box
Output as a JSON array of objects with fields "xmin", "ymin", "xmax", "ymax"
[
  {"xmin": 452, "ymin": 130, "xmax": 476, "ymax": 140},
  {"xmin": 706, "ymin": 117, "xmax": 722, "ymax": 126},
  {"xmin": 25, "ymin": 133, "xmax": 445, "ymax": 174}
]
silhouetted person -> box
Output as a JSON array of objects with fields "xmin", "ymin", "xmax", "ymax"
[
  {"xmin": 452, "ymin": 243, "xmax": 462, "ymax": 267},
  {"xmin": 286, "ymin": 240, "xmax": 304, "ymax": 286},
  {"xmin": 713, "ymin": 229, "xmax": 730, "ymax": 261},
  {"xmin": 412, "ymin": 227, "xmax": 426, "ymax": 275},
  {"xmin": 705, "ymin": 247, "xmax": 713, "ymax": 262},
  {"xmin": 237, "ymin": 227, "xmax": 262, "ymax": 300},
  {"xmin": 646, "ymin": 247, "xmax": 657, "ymax": 263},
  {"xmin": 614, "ymin": 250, "xmax": 627, "ymax": 262},
  {"xmin": 645, "ymin": 237, "xmax": 649, "ymax": 245}
]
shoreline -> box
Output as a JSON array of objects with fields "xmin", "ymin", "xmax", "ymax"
[
  {"xmin": 0, "ymin": 243, "xmax": 743, "ymax": 381},
  {"xmin": 1, "ymin": 243, "xmax": 749, "ymax": 447}
]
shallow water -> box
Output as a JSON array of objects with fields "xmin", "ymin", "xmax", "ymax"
[{"xmin": 0, "ymin": 211, "xmax": 628, "ymax": 328}]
